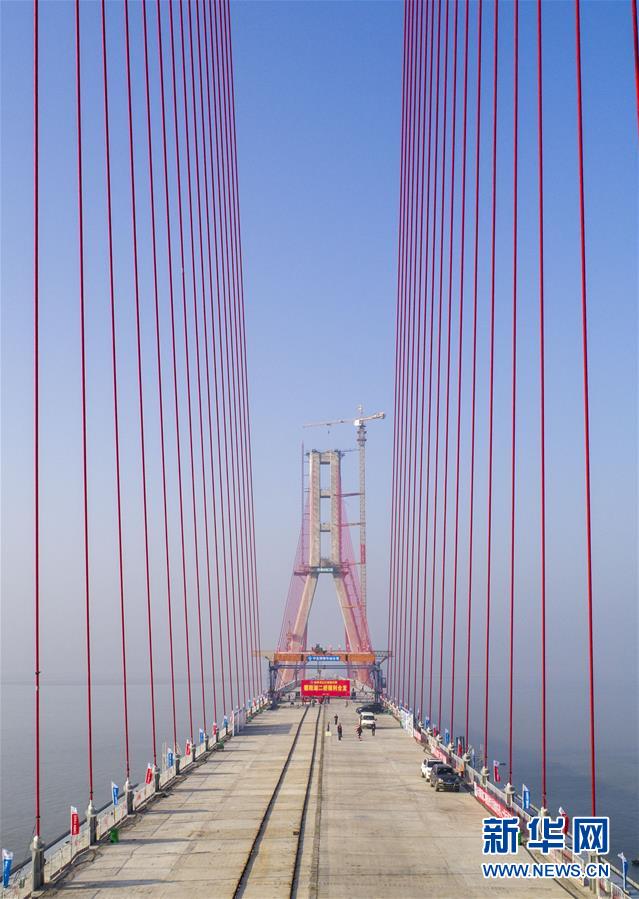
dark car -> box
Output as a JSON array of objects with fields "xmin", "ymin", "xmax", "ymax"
[
  {"xmin": 428, "ymin": 761, "xmax": 449, "ymax": 781},
  {"xmin": 430, "ymin": 765, "xmax": 461, "ymax": 792},
  {"xmin": 355, "ymin": 702, "xmax": 385, "ymax": 715}
]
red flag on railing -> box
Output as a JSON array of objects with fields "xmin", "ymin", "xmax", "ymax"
[
  {"xmin": 493, "ymin": 760, "xmax": 501, "ymax": 783},
  {"xmin": 559, "ymin": 807, "xmax": 570, "ymax": 834},
  {"xmin": 186, "ymin": 740, "xmax": 191, "ymax": 756},
  {"xmin": 70, "ymin": 806, "xmax": 79, "ymax": 836},
  {"xmin": 145, "ymin": 764, "xmax": 153, "ymax": 785}
]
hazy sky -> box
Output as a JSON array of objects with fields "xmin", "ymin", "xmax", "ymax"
[
  {"xmin": 1, "ymin": 0, "xmax": 637, "ymax": 786},
  {"xmin": 232, "ymin": 0, "xmax": 638, "ymax": 712}
]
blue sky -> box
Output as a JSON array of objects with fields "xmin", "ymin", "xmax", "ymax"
[
  {"xmin": 230, "ymin": 0, "xmax": 638, "ymax": 697},
  {"xmin": 1, "ymin": 0, "xmax": 637, "ymax": 838}
]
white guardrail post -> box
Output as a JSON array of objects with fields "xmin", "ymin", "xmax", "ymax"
[
  {"xmin": 87, "ymin": 800, "xmax": 97, "ymax": 846},
  {"xmin": 125, "ymin": 778, "xmax": 134, "ymax": 814},
  {"xmin": 504, "ymin": 783, "xmax": 515, "ymax": 808},
  {"xmin": 30, "ymin": 834, "xmax": 45, "ymax": 892}
]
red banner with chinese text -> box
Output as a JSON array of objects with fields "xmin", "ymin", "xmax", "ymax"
[{"xmin": 301, "ymin": 679, "xmax": 350, "ymax": 697}]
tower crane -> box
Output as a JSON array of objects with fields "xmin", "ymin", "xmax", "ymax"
[{"xmin": 303, "ymin": 406, "xmax": 385, "ymax": 613}]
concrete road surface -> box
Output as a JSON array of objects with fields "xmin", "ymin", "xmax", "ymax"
[{"xmin": 46, "ymin": 702, "xmax": 577, "ymax": 898}]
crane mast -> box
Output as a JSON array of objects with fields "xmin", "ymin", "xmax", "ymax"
[{"xmin": 356, "ymin": 417, "xmax": 367, "ymax": 612}]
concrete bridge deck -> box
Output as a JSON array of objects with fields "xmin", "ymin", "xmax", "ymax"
[{"xmin": 46, "ymin": 704, "xmax": 574, "ymax": 898}]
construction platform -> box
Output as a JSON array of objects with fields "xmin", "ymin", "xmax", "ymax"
[{"xmin": 45, "ymin": 704, "xmax": 575, "ymax": 898}]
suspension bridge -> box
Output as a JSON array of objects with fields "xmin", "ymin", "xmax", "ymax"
[{"xmin": 1, "ymin": 0, "xmax": 637, "ymax": 896}]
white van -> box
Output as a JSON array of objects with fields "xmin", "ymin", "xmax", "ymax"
[
  {"xmin": 421, "ymin": 757, "xmax": 440, "ymax": 781},
  {"xmin": 360, "ymin": 712, "xmax": 376, "ymax": 729}
]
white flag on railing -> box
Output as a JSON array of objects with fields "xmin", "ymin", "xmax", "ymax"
[{"xmin": 618, "ymin": 853, "xmax": 628, "ymax": 892}]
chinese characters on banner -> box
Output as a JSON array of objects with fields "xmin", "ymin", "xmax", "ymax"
[{"xmin": 300, "ymin": 679, "xmax": 350, "ymax": 698}]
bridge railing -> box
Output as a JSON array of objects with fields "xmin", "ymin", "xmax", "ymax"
[
  {"xmin": 383, "ymin": 698, "xmax": 637, "ymax": 899},
  {"xmin": 3, "ymin": 694, "xmax": 270, "ymax": 898},
  {"xmin": 160, "ymin": 763, "xmax": 177, "ymax": 789}
]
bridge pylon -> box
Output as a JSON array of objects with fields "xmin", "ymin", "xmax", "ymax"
[{"xmin": 275, "ymin": 448, "xmax": 373, "ymax": 689}]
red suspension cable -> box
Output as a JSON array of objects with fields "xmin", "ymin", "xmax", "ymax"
[
  {"xmin": 403, "ymin": 0, "xmax": 425, "ymax": 712},
  {"xmin": 214, "ymin": 0, "xmax": 245, "ymax": 706},
  {"xmin": 396, "ymin": 0, "xmax": 418, "ymax": 703},
  {"xmin": 33, "ymin": 0, "xmax": 41, "ymax": 838},
  {"xmin": 420, "ymin": 0, "xmax": 443, "ymax": 718},
  {"xmin": 413, "ymin": 0, "xmax": 435, "ymax": 719},
  {"xmin": 409, "ymin": 0, "xmax": 432, "ymax": 716},
  {"xmin": 449, "ymin": 0, "xmax": 470, "ymax": 747},
  {"xmin": 177, "ymin": 0, "xmax": 208, "ymax": 733},
  {"xmin": 211, "ymin": 0, "xmax": 243, "ymax": 708},
  {"xmin": 632, "ymin": 0, "xmax": 639, "ymax": 136},
  {"xmin": 211, "ymin": 0, "xmax": 254, "ymax": 711},
  {"xmin": 464, "ymin": 0, "xmax": 482, "ymax": 749},
  {"xmin": 124, "ymin": 0, "xmax": 157, "ymax": 768},
  {"xmin": 403, "ymin": 0, "xmax": 421, "ymax": 707},
  {"xmin": 201, "ymin": 0, "xmax": 231, "ymax": 716},
  {"xmin": 536, "ymin": 0, "xmax": 548, "ymax": 809},
  {"xmin": 430, "ymin": 0, "xmax": 451, "ymax": 727},
  {"xmin": 391, "ymin": 0, "xmax": 416, "ymax": 701},
  {"xmin": 416, "ymin": 0, "xmax": 438, "ymax": 717},
  {"xmin": 219, "ymin": 3, "xmax": 251, "ymax": 705},
  {"xmin": 402, "ymin": 0, "xmax": 424, "ymax": 707},
  {"xmin": 75, "ymin": 0, "xmax": 95, "ymax": 798},
  {"xmin": 508, "ymin": 0, "xmax": 519, "ymax": 787},
  {"xmin": 222, "ymin": 0, "xmax": 261, "ymax": 699},
  {"xmin": 387, "ymin": 0, "xmax": 410, "ymax": 699},
  {"xmin": 483, "ymin": 0, "xmax": 499, "ymax": 769},
  {"xmin": 437, "ymin": 0, "xmax": 460, "ymax": 734},
  {"xmin": 223, "ymin": 0, "xmax": 252, "ymax": 707},
  {"xmin": 207, "ymin": 0, "xmax": 237, "ymax": 712},
  {"xmin": 185, "ymin": 0, "xmax": 219, "ymax": 733},
  {"xmin": 101, "ymin": 0, "xmax": 131, "ymax": 777},
  {"xmin": 407, "ymin": 0, "xmax": 430, "ymax": 716},
  {"xmin": 195, "ymin": 0, "xmax": 225, "ymax": 724},
  {"xmin": 158, "ymin": 0, "xmax": 195, "ymax": 744},
  {"xmin": 574, "ymin": 0, "xmax": 597, "ymax": 816},
  {"xmin": 219, "ymin": 0, "xmax": 252, "ymax": 704},
  {"xmin": 141, "ymin": 0, "xmax": 178, "ymax": 755}
]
